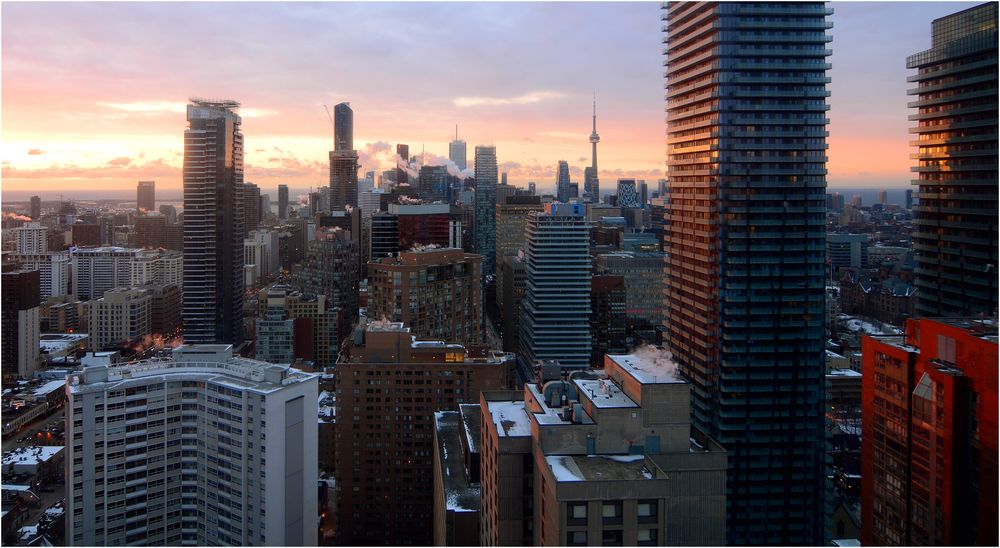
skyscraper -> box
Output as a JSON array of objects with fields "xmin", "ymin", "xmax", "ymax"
[
  {"xmin": 330, "ymin": 102, "xmax": 360, "ymax": 210},
  {"xmin": 182, "ymin": 98, "xmax": 245, "ymax": 345},
  {"xmin": 29, "ymin": 195, "xmax": 41, "ymax": 220},
  {"xmin": 137, "ymin": 180, "xmax": 155, "ymax": 212},
  {"xmin": 65, "ymin": 345, "xmax": 319, "ymax": 547},
  {"xmin": 555, "ymin": 160, "xmax": 570, "ymax": 202},
  {"xmin": 1, "ymin": 266, "xmax": 40, "ymax": 381},
  {"xmin": 278, "ymin": 184, "xmax": 289, "ymax": 220},
  {"xmin": 475, "ymin": 145, "xmax": 498, "ymax": 276},
  {"xmin": 585, "ymin": 96, "xmax": 601, "ymax": 202},
  {"xmin": 334, "ymin": 101, "xmax": 353, "ymax": 151},
  {"xmin": 663, "ymin": 3, "xmax": 831, "ymax": 544},
  {"xmin": 518, "ymin": 204, "xmax": 591, "ymax": 371},
  {"xmin": 396, "ymin": 143, "xmax": 410, "ymax": 186},
  {"xmin": 908, "ymin": 2, "xmax": 998, "ymax": 317},
  {"xmin": 616, "ymin": 178, "xmax": 639, "ymax": 208},
  {"xmin": 449, "ymin": 127, "xmax": 467, "ymax": 171},
  {"xmin": 244, "ymin": 181, "xmax": 261, "ymax": 232}
]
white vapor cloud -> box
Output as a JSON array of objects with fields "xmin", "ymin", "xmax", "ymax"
[
  {"xmin": 97, "ymin": 101, "xmax": 276, "ymax": 118},
  {"xmin": 453, "ymin": 90, "xmax": 565, "ymax": 108}
]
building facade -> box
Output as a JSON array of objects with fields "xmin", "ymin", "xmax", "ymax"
[
  {"xmin": 334, "ymin": 322, "xmax": 511, "ymax": 546},
  {"xmin": 861, "ymin": 318, "xmax": 997, "ymax": 546},
  {"xmin": 88, "ymin": 288, "xmax": 152, "ymax": 351},
  {"xmin": 474, "ymin": 145, "xmax": 498, "ymax": 276},
  {"xmin": 182, "ymin": 99, "xmax": 245, "ymax": 345},
  {"xmin": 1, "ymin": 267, "xmax": 41, "ymax": 381},
  {"xmin": 137, "ymin": 180, "xmax": 155, "ymax": 212},
  {"xmin": 367, "ymin": 248, "xmax": 483, "ymax": 346},
  {"xmin": 65, "ymin": 345, "xmax": 319, "ymax": 546},
  {"xmin": 662, "ymin": 3, "xmax": 831, "ymax": 543},
  {"xmin": 908, "ymin": 3, "xmax": 998, "ymax": 317},
  {"xmin": 556, "ymin": 160, "xmax": 571, "ymax": 203},
  {"xmin": 494, "ymin": 196, "xmax": 544, "ymax": 316}
]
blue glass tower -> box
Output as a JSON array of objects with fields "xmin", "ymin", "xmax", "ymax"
[{"xmin": 662, "ymin": 3, "xmax": 831, "ymax": 544}]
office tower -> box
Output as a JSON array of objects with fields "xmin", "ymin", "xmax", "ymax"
[
  {"xmin": 259, "ymin": 193, "xmax": 271, "ymax": 217},
  {"xmin": 663, "ymin": 3, "xmax": 831, "ymax": 543},
  {"xmin": 527, "ymin": 181, "xmax": 536, "ymax": 195},
  {"xmin": 389, "ymin": 203, "xmax": 463, "ymax": 250},
  {"xmin": 256, "ymin": 285, "xmax": 346, "ymax": 367},
  {"xmin": 29, "ymin": 195, "xmax": 41, "ymax": 220},
  {"xmin": 656, "ymin": 178, "xmax": 667, "ymax": 199},
  {"xmin": 183, "ymin": 99, "xmax": 245, "ymax": 345},
  {"xmin": 556, "ymin": 160, "xmax": 571, "ymax": 202},
  {"xmin": 908, "ymin": 3, "xmax": 998, "ymax": 317},
  {"xmin": 159, "ymin": 204, "xmax": 177, "ymax": 224},
  {"xmin": 70, "ymin": 246, "xmax": 140, "ymax": 300},
  {"xmin": 590, "ymin": 274, "xmax": 628, "ymax": 364},
  {"xmin": 334, "ymin": 321, "xmax": 511, "ymax": 546},
  {"xmin": 851, "ymin": 194, "xmax": 862, "ymax": 207},
  {"xmin": 333, "ymin": 101, "xmax": 354, "ymax": 151},
  {"xmin": 368, "ymin": 248, "xmax": 483, "ymax": 345},
  {"xmin": 359, "ymin": 188, "xmax": 384, "ymax": 217},
  {"xmin": 1, "ymin": 267, "xmax": 40, "ymax": 380},
  {"xmin": 278, "ymin": 184, "xmax": 289, "ymax": 219},
  {"xmin": 71, "ymin": 223, "xmax": 102, "ymax": 247},
  {"xmin": 861, "ymin": 318, "xmax": 998, "ymax": 546},
  {"xmin": 876, "ymin": 189, "xmax": 887, "ymax": 205},
  {"xmin": 330, "ymin": 150, "xmax": 359, "ymax": 209},
  {"xmin": 449, "ymin": 129, "xmax": 467, "ymax": 171},
  {"xmin": 616, "ymin": 179, "xmax": 639, "ymax": 208},
  {"xmin": 827, "ymin": 234, "xmax": 870, "ymax": 271},
  {"xmin": 418, "ymin": 164, "xmax": 450, "ymax": 202},
  {"xmin": 518, "ymin": 204, "xmax": 591, "ymax": 370},
  {"xmin": 904, "ymin": 188, "xmax": 913, "ymax": 210},
  {"xmin": 596, "ymin": 251, "xmax": 667, "ymax": 331},
  {"xmin": 500, "ymin": 254, "xmax": 527, "ymax": 353},
  {"xmin": 13, "ymin": 222, "xmax": 47, "ymax": 254},
  {"xmin": 65, "ymin": 345, "xmax": 319, "ymax": 546},
  {"xmin": 137, "ymin": 180, "xmax": 155, "ymax": 212},
  {"xmin": 649, "ymin": 198, "xmax": 667, "ymax": 252},
  {"xmin": 479, "ymin": 352, "xmax": 727, "ymax": 546},
  {"xmin": 638, "ymin": 180, "xmax": 648, "ymax": 207},
  {"xmin": 494, "ymin": 195, "xmax": 543, "ymax": 316},
  {"xmin": 585, "ymin": 96, "xmax": 601, "ymax": 202},
  {"xmin": 370, "ymin": 211, "xmax": 400, "ymax": 260},
  {"xmin": 134, "ymin": 214, "xmax": 184, "ymax": 251},
  {"xmin": 244, "ymin": 181, "xmax": 261, "ymax": 232},
  {"xmin": 8, "ymin": 252, "xmax": 70, "ymax": 299},
  {"xmin": 396, "ymin": 143, "xmax": 411, "ymax": 186},
  {"xmin": 290, "ymin": 227, "xmax": 359, "ymax": 326},
  {"xmin": 496, "ymin": 183, "xmax": 516, "ymax": 207},
  {"xmin": 87, "ymin": 287, "xmax": 152, "ymax": 351},
  {"xmin": 475, "ymin": 146, "xmax": 499, "ymax": 276}
]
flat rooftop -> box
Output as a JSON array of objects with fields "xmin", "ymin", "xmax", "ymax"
[
  {"xmin": 574, "ymin": 378, "xmax": 637, "ymax": 409},
  {"xmin": 607, "ymin": 351, "xmax": 684, "ymax": 384},
  {"xmin": 487, "ymin": 400, "xmax": 531, "ymax": 437},
  {"xmin": 545, "ymin": 454, "xmax": 652, "ymax": 482},
  {"xmin": 433, "ymin": 411, "xmax": 480, "ymax": 513}
]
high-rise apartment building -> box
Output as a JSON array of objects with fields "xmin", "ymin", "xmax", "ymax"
[
  {"xmin": 418, "ymin": 165, "xmax": 451, "ymax": 202},
  {"xmin": 13, "ymin": 222, "xmax": 48, "ymax": 254},
  {"xmin": 182, "ymin": 99, "xmax": 245, "ymax": 345},
  {"xmin": 861, "ymin": 318, "xmax": 997, "ymax": 546},
  {"xmin": 556, "ymin": 160, "xmax": 571, "ymax": 203},
  {"xmin": 518, "ymin": 204, "xmax": 591, "ymax": 371},
  {"xmin": 330, "ymin": 151, "xmax": 359, "ymax": 210},
  {"xmin": 449, "ymin": 130, "xmax": 467, "ymax": 171},
  {"xmin": 289, "ymin": 227, "xmax": 359, "ymax": 329},
  {"xmin": 1, "ymin": 267, "xmax": 41, "ymax": 381},
  {"xmin": 65, "ymin": 345, "xmax": 319, "ymax": 546},
  {"xmin": 368, "ymin": 248, "xmax": 482, "ymax": 346},
  {"xmin": 334, "ymin": 101, "xmax": 354, "ymax": 151},
  {"xmin": 662, "ymin": 3, "xmax": 831, "ymax": 543},
  {"xmin": 88, "ymin": 287, "xmax": 152, "ymax": 351},
  {"xmin": 9, "ymin": 252, "xmax": 70, "ymax": 299},
  {"xmin": 29, "ymin": 195, "xmax": 41, "ymax": 220},
  {"xmin": 479, "ymin": 352, "xmax": 727, "ymax": 546},
  {"xmin": 256, "ymin": 285, "xmax": 346, "ymax": 367},
  {"xmin": 908, "ymin": 2, "xmax": 998, "ymax": 317},
  {"xmin": 137, "ymin": 180, "xmax": 155, "ymax": 212},
  {"xmin": 278, "ymin": 184, "xmax": 289, "ymax": 220},
  {"xmin": 334, "ymin": 321, "xmax": 511, "ymax": 546},
  {"xmin": 130, "ymin": 249, "xmax": 183, "ymax": 287},
  {"xmin": 71, "ymin": 247, "xmax": 141, "ymax": 301},
  {"xmin": 244, "ymin": 181, "xmax": 262, "ymax": 232},
  {"xmin": 474, "ymin": 146, "xmax": 498, "ymax": 276}
]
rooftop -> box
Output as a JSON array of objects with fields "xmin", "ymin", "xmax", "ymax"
[
  {"xmin": 487, "ymin": 400, "xmax": 531, "ymax": 437},
  {"xmin": 2, "ymin": 446, "xmax": 63, "ymax": 466},
  {"xmin": 433, "ymin": 411, "xmax": 481, "ymax": 513},
  {"xmin": 545, "ymin": 454, "xmax": 652, "ymax": 483},
  {"xmin": 574, "ymin": 378, "xmax": 637, "ymax": 409},
  {"xmin": 608, "ymin": 349, "xmax": 684, "ymax": 384}
]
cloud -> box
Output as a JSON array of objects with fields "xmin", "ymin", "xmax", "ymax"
[
  {"xmin": 1, "ymin": 158, "xmax": 180, "ymax": 181},
  {"xmin": 107, "ymin": 157, "xmax": 131, "ymax": 166},
  {"xmin": 27, "ymin": 148, "xmax": 45, "ymax": 155},
  {"xmin": 241, "ymin": 108, "xmax": 278, "ymax": 118},
  {"xmin": 97, "ymin": 100, "xmax": 186, "ymax": 114},
  {"xmin": 453, "ymin": 90, "xmax": 565, "ymax": 108},
  {"xmin": 578, "ymin": 156, "xmax": 587, "ymax": 163}
]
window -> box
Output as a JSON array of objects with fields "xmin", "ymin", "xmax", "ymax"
[
  {"xmin": 602, "ymin": 529, "xmax": 623, "ymax": 546},
  {"xmin": 568, "ymin": 502, "xmax": 587, "ymax": 526},
  {"xmin": 637, "ymin": 528, "xmax": 657, "ymax": 546},
  {"xmin": 637, "ymin": 499, "xmax": 657, "ymax": 523},
  {"xmin": 568, "ymin": 531, "xmax": 587, "ymax": 546},
  {"xmin": 602, "ymin": 501, "xmax": 622, "ymax": 525}
]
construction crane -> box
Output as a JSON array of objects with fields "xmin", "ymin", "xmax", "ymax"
[{"xmin": 322, "ymin": 104, "xmax": 335, "ymax": 148}]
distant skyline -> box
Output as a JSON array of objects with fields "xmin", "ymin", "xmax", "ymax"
[{"xmin": 0, "ymin": 2, "xmax": 980, "ymax": 197}]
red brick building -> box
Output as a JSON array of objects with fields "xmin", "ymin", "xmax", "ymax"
[{"xmin": 862, "ymin": 318, "xmax": 997, "ymax": 546}]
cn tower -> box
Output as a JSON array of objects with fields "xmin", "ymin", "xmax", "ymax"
[{"xmin": 586, "ymin": 93, "xmax": 600, "ymax": 202}]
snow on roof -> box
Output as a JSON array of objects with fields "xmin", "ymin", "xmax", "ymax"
[
  {"xmin": 546, "ymin": 455, "xmax": 584, "ymax": 482},
  {"xmin": 2, "ymin": 484, "xmax": 32, "ymax": 491},
  {"xmin": 31, "ymin": 380, "xmax": 66, "ymax": 398},
  {"xmin": 2, "ymin": 446, "xmax": 64, "ymax": 466},
  {"xmin": 487, "ymin": 401, "xmax": 531, "ymax": 437},
  {"xmin": 839, "ymin": 315, "xmax": 903, "ymax": 336},
  {"xmin": 828, "ymin": 368, "xmax": 861, "ymax": 378},
  {"xmin": 826, "ymin": 350, "xmax": 847, "ymax": 359},
  {"xmin": 607, "ymin": 348, "xmax": 684, "ymax": 384},
  {"xmin": 545, "ymin": 454, "xmax": 653, "ymax": 482},
  {"xmin": 574, "ymin": 378, "xmax": 637, "ymax": 408}
]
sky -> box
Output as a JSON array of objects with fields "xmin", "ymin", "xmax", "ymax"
[{"xmin": 0, "ymin": 1, "xmax": 982, "ymax": 200}]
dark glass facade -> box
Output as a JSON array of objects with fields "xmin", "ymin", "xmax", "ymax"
[
  {"xmin": 907, "ymin": 2, "xmax": 998, "ymax": 317},
  {"xmin": 662, "ymin": 3, "xmax": 831, "ymax": 544}
]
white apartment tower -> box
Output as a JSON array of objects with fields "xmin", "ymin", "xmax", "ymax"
[
  {"xmin": 88, "ymin": 288, "xmax": 152, "ymax": 351},
  {"xmin": 66, "ymin": 345, "xmax": 318, "ymax": 546},
  {"xmin": 14, "ymin": 222, "xmax": 48, "ymax": 254}
]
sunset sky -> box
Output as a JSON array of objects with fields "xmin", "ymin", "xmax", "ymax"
[{"xmin": 0, "ymin": 1, "xmax": 980, "ymax": 200}]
